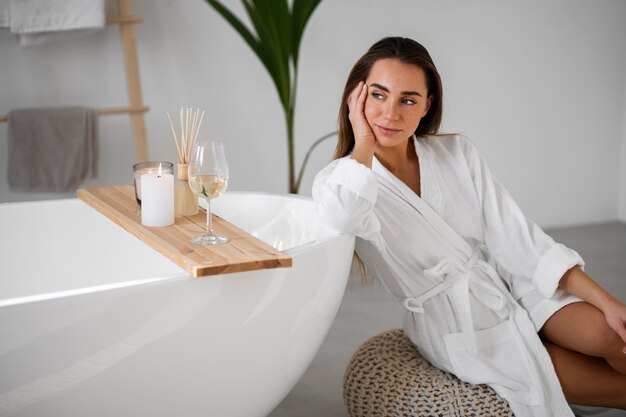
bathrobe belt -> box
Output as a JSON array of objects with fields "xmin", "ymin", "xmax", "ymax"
[{"xmin": 403, "ymin": 247, "xmax": 509, "ymax": 336}]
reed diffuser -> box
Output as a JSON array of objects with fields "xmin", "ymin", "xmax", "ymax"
[{"xmin": 167, "ymin": 107, "xmax": 205, "ymax": 217}]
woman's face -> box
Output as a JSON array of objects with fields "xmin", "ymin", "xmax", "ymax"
[{"xmin": 364, "ymin": 58, "xmax": 431, "ymax": 150}]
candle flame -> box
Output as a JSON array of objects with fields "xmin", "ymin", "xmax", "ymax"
[{"xmin": 158, "ymin": 163, "xmax": 162, "ymax": 178}]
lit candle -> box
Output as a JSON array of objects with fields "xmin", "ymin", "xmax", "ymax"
[
  {"xmin": 141, "ymin": 163, "xmax": 174, "ymax": 227},
  {"xmin": 133, "ymin": 161, "xmax": 173, "ymax": 204}
]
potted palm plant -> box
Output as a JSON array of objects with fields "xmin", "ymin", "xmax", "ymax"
[{"xmin": 205, "ymin": 0, "xmax": 335, "ymax": 194}]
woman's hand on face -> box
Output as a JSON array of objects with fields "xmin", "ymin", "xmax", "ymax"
[{"xmin": 348, "ymin": 81, "xmax": 376, "ymax": 151}]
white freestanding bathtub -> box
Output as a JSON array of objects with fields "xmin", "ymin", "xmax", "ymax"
[{"xmin": 0, "ymin": 192, "xmax": 355, "ymax": 417}]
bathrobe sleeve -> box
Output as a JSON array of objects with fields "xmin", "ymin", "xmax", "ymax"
[
  {"xmin": 312, "ymin": 157, "xmax": 381, "ymax": 242},
  {"xmin": 459, "ymin": 137, "xmax": 584, "ymax": 299}
]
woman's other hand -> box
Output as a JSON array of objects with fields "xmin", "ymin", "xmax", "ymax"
[
  {"xmin": 604, "ymin": 301, "xmax": 626, "ymax": 353},
  {"xmin": 348, "ymin": 81, "xmax": 376, "ymax": 167},
  {"xmin": 558, "ymin": 266, "xmax": 626, "ymax": 353}
]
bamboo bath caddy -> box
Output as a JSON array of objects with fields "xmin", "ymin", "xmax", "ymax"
[{"xmin": 76, "ymin": 185, "xmax": 292, "ymax": 277}]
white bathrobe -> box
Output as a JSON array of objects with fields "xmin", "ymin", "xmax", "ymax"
[{"xmin": 313, "ymin": 134, "xmax": 584, "ymax": 417}]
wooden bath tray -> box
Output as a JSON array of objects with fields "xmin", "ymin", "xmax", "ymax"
[{"xmin": 76, "ymin": 185, "xmax": 292, "ymax": 277}]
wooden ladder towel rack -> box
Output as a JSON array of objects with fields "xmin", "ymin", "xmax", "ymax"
[{"xmin": 0, "ymin": 0, "xmax": 149, "ymax": 162}]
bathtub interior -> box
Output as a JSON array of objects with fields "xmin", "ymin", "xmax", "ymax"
[{"xmin": 211, "ymin": 192, "xmax": 336, "ymax": 253}]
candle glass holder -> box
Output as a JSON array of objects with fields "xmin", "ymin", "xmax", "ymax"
[{"xmin": 133, "ymin": 161, "xmax": 173, "ymax": 205}]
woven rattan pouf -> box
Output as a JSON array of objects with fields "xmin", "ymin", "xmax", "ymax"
[{"xmin": 343, "ymin": 329, "xmax": 514, "ymax": 417}]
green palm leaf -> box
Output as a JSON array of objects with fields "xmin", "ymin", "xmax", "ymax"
[
  {"xmin": 244, "ymin": 0, "xmax": 291, "ymax": 110},
  {"xmin": 204, "ymin": 0, "xmax": 323, "ymax": 193},
  {"xmin": 292, "ymin": 0, "xmax": 321, "ymax": 67}
]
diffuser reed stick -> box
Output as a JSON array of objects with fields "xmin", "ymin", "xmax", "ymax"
[{"xmin": 167, "ymin": 107, "xmax": 205, "ymax": 164}]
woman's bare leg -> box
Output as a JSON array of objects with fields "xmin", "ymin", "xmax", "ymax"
[
  {"xmin": 540, "ymin": 301, "xmax": 626, "ymax": 374},
  {"xmin": 540, "ymin": 301, "xmax": 626, "ymax": 408},
  {"xmin": 542, "ymin": 341, "xmax": 626, "ymax": 408}
]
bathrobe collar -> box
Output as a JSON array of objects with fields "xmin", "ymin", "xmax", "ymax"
[{"xmin": 372, "ymin": 138, "xmax": 470, "ymax": 260}]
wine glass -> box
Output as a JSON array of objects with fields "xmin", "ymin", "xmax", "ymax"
[{"xmin": 188, "ymin": 141, "xmax": 229, "ymax": 245}]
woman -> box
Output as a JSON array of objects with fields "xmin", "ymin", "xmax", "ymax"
[{"xmin": 313, "ymin": 37, "xmax": 626, "ymax": 416}]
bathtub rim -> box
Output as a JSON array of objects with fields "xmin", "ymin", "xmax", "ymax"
[{"xmin": 1, "ymin": 191, "xmax": 351, "ymax": 308}]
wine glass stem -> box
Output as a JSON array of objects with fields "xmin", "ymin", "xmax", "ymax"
[{"xmin": 206, "ymin": 198, "xmax": 213, "ymax": 236}]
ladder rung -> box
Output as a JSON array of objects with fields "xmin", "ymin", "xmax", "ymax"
[
  {"xmin": 106, "ymin": 15, "xmax": 143, "ymax": 25},
  {"xmin": 0, "ymin": 106, "xmax": 149, "ymax": 122}
]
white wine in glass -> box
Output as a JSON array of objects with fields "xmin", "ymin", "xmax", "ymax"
[
  {"xmin": 188, "ymin": 141, "xmax": 229, "ymax": 245},
  {"xmin": 189, "ymin": 175, "xmax": 228, "ymax": 200}
]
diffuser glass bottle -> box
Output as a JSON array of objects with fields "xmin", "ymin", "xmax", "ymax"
[{"xmin": 175, "ymin": 162, "xmax": 199, "ymax": 216}]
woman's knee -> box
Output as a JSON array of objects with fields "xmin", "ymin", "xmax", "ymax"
[
  {"xmin": 583, "ymin": 316, "xmax": 626, "ymax": 374},
  {"xmin": 593, "ymin": 322, "xmax": 626, "ymax": 360},
  {"xmin": 541, "ymin": 302, "xmax": 622, "ymax": 358},
  {"xmin": 603, "ymin": 336, "xmax": 626, "ymax": 375}
]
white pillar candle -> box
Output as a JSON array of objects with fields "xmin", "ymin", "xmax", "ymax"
[
  {"xmin": 141, "ymin": 171, "xmax": 174, "ymax": 227},
  {"xmin": 134, "ymin": 168, "xmax": 154, "ymax": 201}
]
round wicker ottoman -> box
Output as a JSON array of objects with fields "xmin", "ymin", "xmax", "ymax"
[{"xmin": 343, "ymin": 329, "xmax": 515, "ymax": 417}]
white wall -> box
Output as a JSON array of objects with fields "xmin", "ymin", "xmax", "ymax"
[
  {"xmin": 1, "ymin": 0, "xmax": 625, "ymax": 228},
  {"xmin": 621, "ymin": 81, "xmax": 626, "ymax": 222}
]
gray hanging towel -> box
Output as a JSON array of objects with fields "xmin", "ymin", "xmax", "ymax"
[{"xmin": 7, "ymin": 106, "xmax": 99, "ymax": 192}]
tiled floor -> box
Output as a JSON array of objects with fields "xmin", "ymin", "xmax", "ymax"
[{"xmin": 269, "ymin": 222, "xmax": 626, "ymax": 417}]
